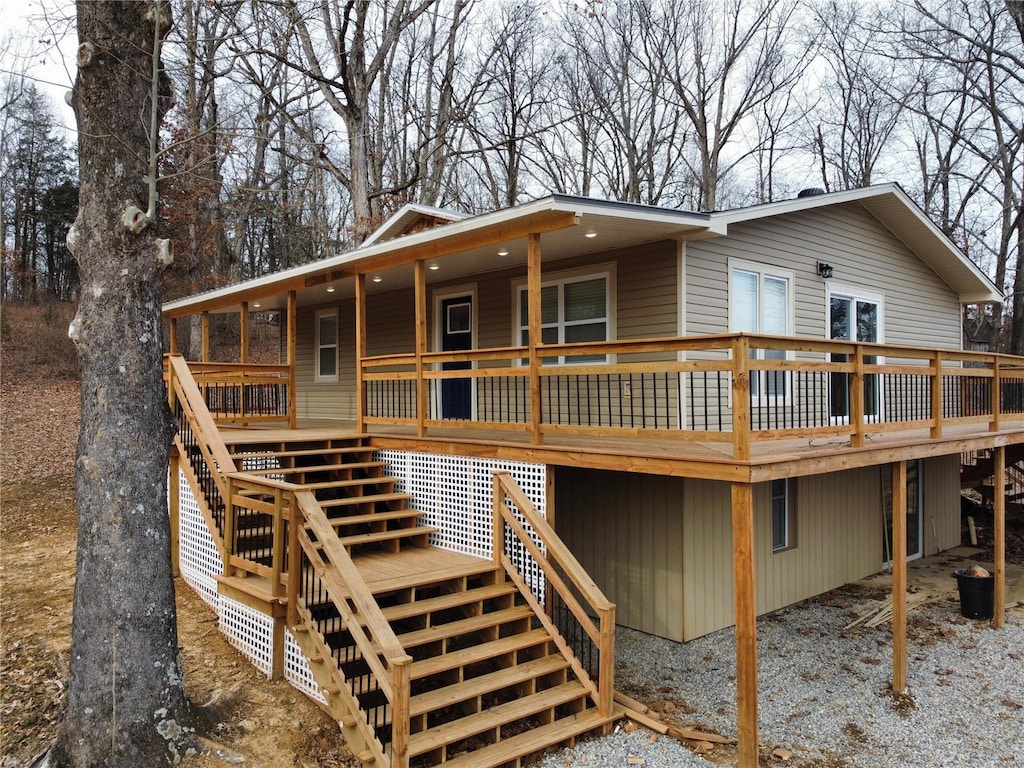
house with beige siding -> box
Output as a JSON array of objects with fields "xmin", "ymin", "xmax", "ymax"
[{"xmin": 163, "ymin": 184, "xmax": 1021, "ymax": 768}]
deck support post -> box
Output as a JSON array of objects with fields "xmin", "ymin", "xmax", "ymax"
[
  {"xmin": 286, "ymin": 291, "xmax": 297, "ymax": 429},
  {"xmin": 994, "ymin": 445, "xmax": 1006, "ymax": 627},
  {"xmin": 891, "ymin": 460, "xmax": 908, "ymax": 694},
  {"xmin": 355, "ymin": 273, "xmax": 367, "ymax": 433},
  {"xmin": 414, "ymin": 259, "xmax": 428, "ymax": 437},
  {"xmin": 201, "ymin": 310, "xmax": 210, "ymax": 362},
  {"xmin": 527, "ymin": 233, "xmax": 543, "ymax": 445},
  {"xmin": 731, "ymin": 337, "xmax": 751, "ymax": 461},
  {"xmin": 731, "ymin": 481, "xmax": 758, "ymax": 768}
]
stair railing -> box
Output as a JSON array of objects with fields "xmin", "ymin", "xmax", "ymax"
[
  {"xmin": 166, "ymin": 354, "xmax": 237, "ymax": 547},
  {"xmin": 290, "ymin": 490, "xmax": 413, "ymax": 768},
  {"xmin": 492, "ymin": 470, "xmax": 616, "ymax": 721}
]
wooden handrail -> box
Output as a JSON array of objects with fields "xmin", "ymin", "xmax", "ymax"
[
  {"xmin": 167, "ymin": 355, "xmax": 237, "ymax": 489},
  {"xmin": 493, "ymin": 471, "xmax": 615, "ymax": 718}
]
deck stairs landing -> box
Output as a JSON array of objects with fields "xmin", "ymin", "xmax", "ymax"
[{"xmin": 218, "ymin": 434, "xmax": 614, "ymax": 768}]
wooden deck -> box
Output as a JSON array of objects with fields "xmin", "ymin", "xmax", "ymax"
[{"xmin": 218, "ymin": 416, "xmax": 1024, "ymax": 482}]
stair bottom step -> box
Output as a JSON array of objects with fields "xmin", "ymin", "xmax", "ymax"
[{"xmin": 422, "ymin": 709, "xmax": 612, "ymax": 768}]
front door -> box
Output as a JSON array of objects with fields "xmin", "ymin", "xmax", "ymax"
[
  {"xmin": 829, "ymin": 293, "xmax": 881, "ymax": 421},
  {"xmin": 439, "ymin": 295, "xmax": 473, "ymax": 420}
]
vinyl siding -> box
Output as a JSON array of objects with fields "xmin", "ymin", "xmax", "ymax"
[
  {"xmin": 556, "ymin": 460, "xmax": 962, "ymax": 642},
  {"xmin": 686, "ymin": 202, "xmax": 962, "ymax": 348}
]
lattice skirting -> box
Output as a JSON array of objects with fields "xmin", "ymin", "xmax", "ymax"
[
  {"xmin": 376, "ymin": 451, "xmax": 549, "ymax": 600},
  {"xmin": 175, "ymin": 469, "xmax": 320, "ymax": 691}
]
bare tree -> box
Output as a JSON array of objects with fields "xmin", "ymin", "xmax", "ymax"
[{"xmin": 44, "ymin": 1, "xmax": 192, "ymax": 764}]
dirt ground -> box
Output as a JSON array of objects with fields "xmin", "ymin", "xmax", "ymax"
[{"xmin": 0, "ymin": 305, "xmax": 354, "ymax": 767}]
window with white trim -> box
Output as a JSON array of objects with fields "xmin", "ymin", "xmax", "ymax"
[
  {"xmin": 730, "ymin": 262, "xmax": 792, "ymax": 397},
  {"xmin": 771, "ymin": 478, "xmax": 793, "ymax": 551},
  {"xmin": 516, "ymin": 272, "xmax": 610, "ymax": 364},
  {"xmin": 316, "ymin": 309, "xmax": 338, "ymax": 381}
]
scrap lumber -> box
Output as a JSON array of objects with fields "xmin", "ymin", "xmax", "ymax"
[
  {"xmin": 614, "ymin": 700, "xmax": 735, "ymax": 746},
  {"xmin": 844, "ymin": 592, "xmax": 933, "ymax": 631}
]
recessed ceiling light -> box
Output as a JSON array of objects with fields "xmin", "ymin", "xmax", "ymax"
[
  {"xmin": 372, "ymin": 275, "xmax": 383, "ymax": 283},
  {"xmin": 252, "ymin": 302, "xmax": 261, "ymax": 308},
  {"xmin": 326, "ymin": 286, "xmax": 335, "ymax": 293},
  {"xmin": 585, "ymin": 231, "xmax": 597, "ymax": 238},
  {"xmin": 497, "ymin": 248, "xmax": 509, "ymax": 256},
  {"xmin": 429, "ymin": 262, "xmax": 440, "ymax": 271}
]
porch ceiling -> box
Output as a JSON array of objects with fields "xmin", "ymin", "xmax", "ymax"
[{"xmin": 163, "ymin": 196, "xmax": 714, "ymax": 318}]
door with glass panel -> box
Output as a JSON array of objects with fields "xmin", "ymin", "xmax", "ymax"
[
  {"xmin": 440, "ymin": 296, "xmax": 473, "ymax": 420},
  {"xmin": 829, "ymin": 294, "xmax": 881, "ymax": 422}
]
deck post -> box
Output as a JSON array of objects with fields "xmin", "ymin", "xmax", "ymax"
[
  {"xmin": 286, "ymin": 291, "xmax": 297, "ymax": 429},
  {"xmin": 731, "ymin": 481, "xmax": 758, "ymax": 768},
  {"xmin": 168, "ymin": 317, "xmax": 178, "ymax": 355},
  {"xmin": 414, "ymin": 259, "xmax": 428, "ymax": 436},
  {"xmin": 731, "ymin": 337, "xmax": 751, "ymax": 461},
  {"xmin": 990, "ymin": 356, "xmax": 1002, "ymax": 431},
  {"xmin": 527, "ymin": 232, "xmax": 543, "ymax": 445},
  {"xmin": 891, "ymin": 460, "xmax": 908, "ymax": 694},
  {"xmin": 201, "ymin": 310, "xmax": 210, "ymax": 362},
  {"xmin": 287, "ymin": 491, "xmax": 301, "ymax": 628},
  {"xmin": 850, "ymin": 344, "xmax": 866, "ymax": 448},
  {"xmin": 240, "ymin": 301, "xmax": 250, "ymax": 364},
  {"xmin": 492, "ymin": 471, "xmax": 507, "ymax": 569},
  {"xmin": 222, "ymin": 475, "xmax": 236, "ymax": 577},
  {"xmin": 930, "ymin": 351, "xmax": 943, "ymax": 439},
  {"xmin": 994, "ymin": 445, "xmax": 1006, "ymax": 628},
  {"xmin": 391, "ymin": 657, "xmax": 412, "ymax": 768},
  {"xmin": 355, "ymin": 273, "xmax": 367, "ymax": 433}
]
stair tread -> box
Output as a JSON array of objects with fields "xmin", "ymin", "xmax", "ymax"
[
  {"xmin": 364, "ymin": 560, "xmax": 502, "ymax": 596},
  {"xmin": 408, "ymin": 653, "xmax": 570, "ymax": 717},
  {"xmin": 337, "ymin": 526, "xmax": 435, "ymax": 547},
  {"xmin": 410, "ymin": 628, "xmax": 551, "ymax": 680},
  {"xmin": 378, "ymin": 582, "xmax": 519, "ymax": 623},
  {"xmin": 304, "ymin": 476, "xmax": 401, "ymax": 491},
  {"xmin": 321, "ymin": 492, "xmax": 413, "ymax": 508},
  {"xmin": 408, "ymin": 684, "xmax": 596, "ymax": 758},
  {"xmin": 244, "ymin": 461, "xmax": 387, "ymax": 476},
  {"xmin": 396, "ymin": 605, "xmax": 534, "ymax": 650},
  {"xmin": 435, "ymin": 709, "xmax": 610, "ymax": 768},
  {"xmin": 229, "ymin": 445, "xmax": 373, "ymax": 460},
  {"xmin": 312, "ymin": 509, "xmax": 423, "ymax": 529}
]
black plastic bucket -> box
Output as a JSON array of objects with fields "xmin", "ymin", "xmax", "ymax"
[{"xmin": 952, "ymin": 569, "xmax": 995, "ymax": 620}]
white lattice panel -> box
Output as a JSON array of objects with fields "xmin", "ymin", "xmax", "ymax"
[
  {"xmin": 220, "ymin": 595, "xmax": 274, "ymax": 677},
  {"xmin": 177, "ymin": 469, "xmax": 221, "ymax": 607},
  {"xmin": 284, "ymin": 631, "xmax": 327, "ymax": 705},
  {"xmin": 376, "ymin": 450, "xmax": 548, "ymax": 598}
]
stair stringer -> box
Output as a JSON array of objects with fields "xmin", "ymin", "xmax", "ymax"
[{"xmin": 288, "ymin": 610, "xmax": 388, "ymax": 768}]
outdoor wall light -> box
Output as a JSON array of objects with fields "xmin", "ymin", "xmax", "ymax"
[{"xmin": 817, "ymin": 262, "xmax": 834, "ymax": 279}]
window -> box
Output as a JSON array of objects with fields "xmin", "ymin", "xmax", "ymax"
[
  {"xmin": 730, "ymin": 261, "xmax": 792, "ymax": 397},
  {"xmin": 316, "ymin": 309, "xmax": 338, "ymax": 381},
  {"xmin": 829, "ymin": 290, "xmax": 883, "ymax": 420},
  {"xmin": 771, "ymin": 478, "xmax": 793, "ymax": 552},
  {"xmin": 516, "ymin": 272, "xmax": 610, "ymax": 364}
]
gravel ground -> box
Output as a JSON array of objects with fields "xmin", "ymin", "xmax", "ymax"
[{"xmin": 539, "ymin": 587, "xmax": 1024, "ymax": 768}]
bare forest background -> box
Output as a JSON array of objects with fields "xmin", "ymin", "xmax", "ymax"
[{"xmin": 2, "ymin": 0, "xmax": 1022, "ymax": 348}]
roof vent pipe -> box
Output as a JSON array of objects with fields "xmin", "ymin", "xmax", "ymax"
[{"xmin": 797, "ymin": 187, "xmax": 826, "ymax": 198}]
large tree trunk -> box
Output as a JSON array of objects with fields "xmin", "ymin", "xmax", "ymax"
[{"xmin": 48, "ymin": 2, "xmax": 192, "ymax": 766}]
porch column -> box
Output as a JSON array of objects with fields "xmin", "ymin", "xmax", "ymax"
[
  {"xmin": 731, "ymin": 481, "xmax": 758, "ymax": 768},
  {"xmin": 355, "ymin": 273, "xmax": 367, "ymax": 433},
  {"xmin": 240, "ymin": 301, "xmax": 250, "ymax": 363},
  {"xmin": 286, "ymin": 291, "xmax": 297, "ymax": 429},
  {"xmin": 990, "ymin": 355, "xmax": 1001, "ymax": 432},
  {"xmin": 527, "ymin": 232, "xmax": 543, "ymax": 445},
  {"xmin": 414, "ymin": 259, "xmax": 428, "ymax": 436},
  {"xmin": 891, "ymin": 460, "xmax": 908, "ymax": 693},
  {"xmin": 994, "ymin": 445, "xmax": 1006, "ymax": 627},
  {"xmin": 201, "ymin": 311, "xmax": 210, "ymax": 362},
  {"xmin": 168, "ymin": 317, "xmax": 178, "ymax": 355}
]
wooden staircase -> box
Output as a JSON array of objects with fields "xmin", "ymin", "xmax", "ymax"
[
  {"xmin": 961, "ymin": 445, "xmax": 1024, "ymax": 523},
  {"xmin": 215, "ymin": 433, "xmax": 616, "ymax": 768}
]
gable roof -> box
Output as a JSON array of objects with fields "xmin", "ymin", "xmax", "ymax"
[
  {"xmin": 360, "ymin": 202, "xmax": 468, "ymax": 247},
  {"xmin": 709, "ymin": 183, "xmax": 1000, "ymax": 304},
  {"xmin": 162, "ymin": 184, "xmax": 1000, "ymax": 318}
]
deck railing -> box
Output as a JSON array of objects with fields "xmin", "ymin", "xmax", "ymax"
[
  {"xmin": 492, "ymin": 470, "xmax": 615, "ymax": 721},
  {"xmin": 186, "ymin": 361, "xmax": 291, "ymax": 424},
  {"xmin": 362, "ymin": 334, "xmax": 1024, "ymax": 458}
]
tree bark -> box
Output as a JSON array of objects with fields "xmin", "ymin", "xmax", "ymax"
[{"xmin": 48, "ymin": 2, "xmax": 192, "ymax": 766}]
